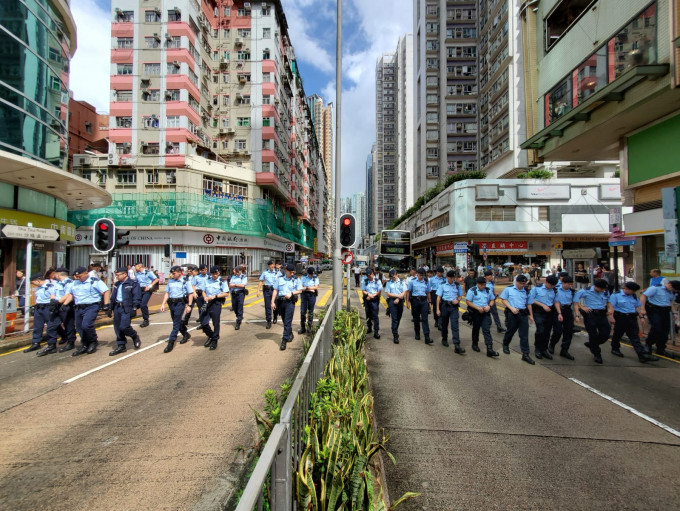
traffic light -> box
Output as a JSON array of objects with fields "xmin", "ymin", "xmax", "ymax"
[
  {"xmin": 339, "ymin": 213, "xmax": 356, "ymax": 248},
  {"xmin": 116, "ymin": 229, "xmax": 130, "ymax": 249},
  {"xmin": 93, "ymin": 218, "xmax": 115, "ymax": 253},
  {"xmin": 468, "ymin": 243, "xmax": 479, "ymax": 257}
]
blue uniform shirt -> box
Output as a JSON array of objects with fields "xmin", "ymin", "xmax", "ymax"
[
  {"xmin": 485, "ymin": 280, "xmax": 496, "ymax": 296},
  {"xmin": 574, "ymin": 287, "xmax": 609, "ymax": 310},
  {"xmin": 193, "ymin": 273, "xmax": 209, "ymax": 291},
  {"xmin": 407, "ymin": 277, "xmax": 430, "ymax": 297},
  {"xmin": 301, "ymin": 275, "xmax": 319, "ymax": 289},
  {"xmin": 500, "ymin": 285, "xmax": 529, "ymax": 310},
  {"xmin": 54, "ymin": 278, "xmax": 74, "ymax": 300},
  {"xmin": 259, "ymin": 269, "xmax": 279, "ymax": 286},
  {"xmin": 429, "ymin": 275, "xmax": 446, "ymax": 294},
  {"xmin": 135, "ymin": 269, "xmax": 157, "ymax": 289},
  {"xmin": 555, "ymin": 287, "xmax": 575, "ymax": 306},
  {"xmin": 650, "ymin": 276, "xmax": 665, "ymax": 286},
  {"xmin": 385, "ymin": 279, "xmax": 406, "ymax": 296},
  {"xmin": 34, "ymin": 282, "xmax": 55, "ymax": 304},
  {"xmin": 528, "ymin": 285, "xmax": 556, "ymax": 307},
  {"xmin": 609, "ymin": 291, "xmax": 640, "ymax": 313},
  {"xmin": 71, "ymin": 277, "xmax": 109, "ymax": 305},
  {"xmin": 362, "ymin": 277, "xmax": 383, "ymax": 295},
  {"xmin": 204, "ymin": 276, "xmax": 227, "ymax": 297},
  {"xmin": 275, "ymin": 275, "xmax": 301, "ymax": 296},
  {"xmin": 437, "ymin": 281, "xmax": 463, "ymax": 301},
  {"xmin": 116, "ymin": 283, "xmax": 124, "ymax": 302},
  {"xmin": 166, "ymin": 277, "xmax": 192, "ymax": 299},
  {"xmin": 466, "ymin": 286, "xmax": 492, "ymax": 308},
  {"xmin": 642, "ymin": 285, "xmax": 675, "ymax": 307},
  {"xmin": 230, "ymin": 274, "xmax": 248, "ymax": 288}
]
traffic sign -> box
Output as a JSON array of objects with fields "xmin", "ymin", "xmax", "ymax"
[
  {"xmin": 342, "ymin": 251, "xmax": 354, "ymax": 265},
  {"xmin": 1, "ymin": 224, "xmax": 59, "ymax": 241},
  {"xmin": 562, "ymin": 248, "xmax": 601, "ymax": 259},
  {"xmin": 609, "ymin": 239, "xmax": 636, "ymax": 247},
  {"xmin": 285, "ymin": 243, "xmax": 294, "ymax": 253}
]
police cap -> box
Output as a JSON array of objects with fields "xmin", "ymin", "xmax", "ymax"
[
  {"xmin": 484, "ymin": 270, "xmax": 493, "ymax": 276},
  {"xmin": 559, "ymin": 272, "xmax": 569, "ymax": 278},
  {"xmin": 669, "ymin": 280, "xmax": 680, "ymax": 291},
  {"xmin": 417, "ymin": 268, "xmax": 426, "ymax": 275},
  {"xmin": 389, "ymin": 269, "xmax": 397, "ymax": 277},
  {"xmin": 29, "ymin": 273, "xmax": 45, "ymax": 281},
  {"xmin": 55, "ymin": 267, "xmax": 69, "ymax": 273},
  {"xmin": 545, "ymin": 275, "xmax": 559, "ymax": 285},
  {"xmin": 267, "ymin": 260, "xmax": 274, "ymax": 265},
  {"xmin": 593, "ymin": 278, "xmax": 609, "ymax": 289},
  {"xmin": 515, "ymin": 275, "xmax": 528, "ymax": 282},
  {"xmin": 307, "ymin": 267, "xmax": 316, "ymax": 275},
  {"xmin": 73, "ymin": 266, "xmax": 87, "ymax": 275},
  {"xmin": 475, "ymin": 276, "xmax": 487, "ymax": 284},
  {"xmin": 199, "ymin": 264, "xmax": 208, "ymax": 270},
  {"xmin": 624, "ymin": 281, "xmax": 641, "ymax": 291},
  {"xmin": 366, "ymin": 267, "xmax": 374, "ymax": 275},
  {"xmin": 209, "ymin": 265, "xmax": 221, "ymax": 273},
  {"xmin": 170, "ymin": 265, "xmax": 183, "ymax": 273},
  {"xmin": 285, "ymin": 263, "xmax": 296, "ymax": 272},
  {"xmin": 115, "ymin": 266, "xmax": 128, "ymax": 274},
  {"xmin": 562, "ymin": 276, "xmax": 574, "ymax": 283},
  {"xmin": 446, "ymin": 270, "xmax": 456, "ymax": 278},
  {"xmin": 436, "ymin": 265, "xmax": 444, "ymax": 273}
]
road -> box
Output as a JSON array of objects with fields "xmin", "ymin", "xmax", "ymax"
[
  {"xmin": 360, "ymin": 289, "xmax": 680, "ymax": 510},
  {"xmin": 0, "ymin": 276, "xmax": 334, "ymax": 511}
]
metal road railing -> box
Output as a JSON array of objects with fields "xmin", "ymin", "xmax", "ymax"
[{"xmin": 235, "ymin": 294, "xmax": 338, "ymax": 511}]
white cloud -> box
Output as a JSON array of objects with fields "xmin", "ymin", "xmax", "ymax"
[
  {"xmin": 281, "ymin": 0, "xmax": 335, "ymax": 74},
  {"xmin": 70, "ymin": 0, "xmax": 111, "ymax": 113}
]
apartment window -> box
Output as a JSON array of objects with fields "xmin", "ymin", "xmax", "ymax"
[
  {"xmin": 262, "ymin": 94, "xmax": 271, "ymax": 105},
  {"xmin": 263, "ymin": 48, "xmax": 271, "ymax": 59},
  {"xmin": 426, "ymin": 130, "xmax": 439, "ymax": 141},
  {"xmin": 426, "ymin": 94, "xmax": 438, "ymax": 105},
  {"xmin": 237, "ymin": 8, "xmax": 246, "ymax": 16},
  {"xmin": 117, "ymin": 63, "xmax": 133, "ymax": 75},
  {"xmin": 147, "ymin": 169, "xmax": 159, "ymax": 184},
  {"xmin": 426, "ymin": 23, "xmax": 439, "ymax": 34},
  {"xmin": 547, "ymin": 76, "xmax": 572, "ymax": 124},
  {"xmin": 167, "ymin": 36, "xmax": 181, "ymax": 48},
  {"xmin": 165, "ymin": 89, "xmax": 180, "ymax": 101},
  {"xmin": 426, "ymin": 148, "xmax": 439, "ymax": 159},
  {"xmin": 463, "ymin": 141, "xmax": 477, "ymax": 152},
  {"xmin": 262, "ymin": 4, "xmax": 271, "ymax": 15},
  {"xmin": 168, "ymin": 9, "xmax": 181, "ymax": 22},
  {"xmin": 145, "ymin": 10, "xmax": 161, "ymax": 22},
  {"xmin": 143, "ymin": 89, "xmax": 160, "ymax": 101},
  {"xmin": 117, "ymin": 37, "xmax": 133, "ymax": 49},
  {"xmin": 166, "ymin": 116, "xmax": 180, "ymax": 128},
  {"xmin": 475, "ymin": 206, "xmax": 516, "ymax": 221},
  {"xmin": 141, "ymin": 143, "xmax": 160, "ymax": 155},
  {"xmin": 204, "ymin": 176, "xmax": 223, "ymax": 192},
  {"xmin": 188, "ymin": 95, "xmax": 200, "ymax": 111},
  {"xmin": 143, "ymin": 116, "xmax": 160, "ymax": 128},
  {"xmin": 115, "ymin": 144, "xmax": 130, "ymax": 155},
  {"xmin": 167, "ymin": 62, "xmax": 181, "ymax": 75},
  {"xmin": 166, "ymin": 143, "xmax": 180, "ymax": 154},
  {"xmin": 545, "ymin": 0, "xmax": 597, "ymax": 52},
  {"xmin": 212, "ymin": 95, "xmax": 218, "ymax": 106},
  {"xmin": 117, "ymin": 170, "xmax": 137, "ymax": 184},
  {"xmin": 145, "ymin": 37, "xmax": 161, "ymax": 49},
  {"xmin": 84, "ymin": 122, "xmax": 92, "ymax": 134},
  {"xmin": 115, "ymin": 90, "xmax": 133, "ymax": 101},
  {"xmin": 116, "ymin": 116, "xmax": 132, "ymax": 128},
  {"xmin": 237, "ymin": 117, "xmax": 250, "ymax": 127},
  {"xmin": 236, "ymin": 139, "xmax": 247, "ymax": 150},
  {"xmin": 223, "ymin": 7, "xmax": 231, "ymax": 16},
  {"xmin": 116, "ymin": 10, "xmax": 134, "ymax": 22},
  {"xmin": 225, "ymin": 180, "xmax": 247, "ymax": 196},
  {"xmin": 222, "ymin": 95, "xmax": 230, "ymax": 106},
  {"xmin": 426, "ymin": 58, "xmax": 439, "ymax": 69},
  {"xmin": 263, "ymin": 27, "xmax": 271, "ymax": 38},
  {"xmin": 221, "ymin": 118, "xmax": 230, "ymax": 128},
  {"xmin": 426, "ymin": 112, "xmax": 439, "ymax": 123},
  {"xmin": 240, "ymin": 95, "xmax": 250, "ymax": 105},
  {"xmin": 167, "ymin": 170, "xmax": 177, "ymax": 184},
  {"xmin": 144, "ymin": 63, "xmax": 161, "ymax": 75},
  {"xmin": 237, "ymin": 50, "xmax": 251, "ymax": 60},
  {"xmin": 262, "ymin": 72, "xmax": 271, "ymax": 82},
  {"xmin": 427, "ymin": 5, "xmax": 438, "ymax": 16},
  {"xmin": 213, "ymin": 28, "xmax": 219, "ymax": 38},
  {"xmin": 262, "ymin": 117, "xmax": 272, "ymax": 127},
  {"xmin": 426, "ymin": 166, "xmax": 440, "ymax": 178}
]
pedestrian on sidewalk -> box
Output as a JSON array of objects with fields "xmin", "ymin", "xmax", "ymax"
[
  {"xmin": 407, "ymin": 268, "xmax": 432, "ymax": 344},
  {"xmin": 550, "ymin": 275, "xmax": 576, "ymax": 360},
  {"xmin": 66, "ymin": 267, "xmax": 111, "ymax": 356},
  {"xmin": 463, "ymin": 269, "xmax": 477, "ymax": 293},
  {"xmin": 200, "ymin": 266, "xmax": 229, "ymax": 350},
  {"xmin": 272, "ymin": 263, "xmax": 302, "ymax": 351},
  {"xmin": 52, "ymin": 267, "xmax": 76, "ymax": 353},
  {"xmin": 298, "ymin": 267, "xmax": 319, "ymax": 334},
  {"xmin": 257, "ymin": 260, "xmax": 279, "ymax": 329},
  {"xmin": 429, "ymin": 266, "xmax": 446, "ymax": 331},
  {"xmin": 24, "ymin": 273, "xmax": 59, "ymax": 355},
  {"xmin": 160, "ymin": 266, "xmax": 193, "ymax": 353},
  {"xmin": 484, "ymin": 270, "xmax": 506, "ymax": 333},
  {"xmin": 500, "ymin": 275, "xmax": 534, "ymax": 364},
  {"xmin": 639, "ymin": 279, "xmax": 680, "ymax": 358},
  {"xmin": 13, "ymin": 269, "xmax": 26, "ymax": 314},
  {"xmin": 465, "ymin": 277, "xmax": 499, "ymax": 357},
  {"xmin": 108, "ymin": 267, "xmax": 142, "ymax": 356},
  {"xmin": 574, "ymin": 279, "xmax": 611, "ymax": 364},
  {"xmin": 528, "ymin": 275, "xmax": 559, "ymax": 360},
  {"xmin": 353, "ymin": 264, "xmax": 362, "ymax": 287},
  {"xmin": 385, "ymin": 269, "xmax": 406, "ymax": 343},
  {"xmin": 229, "ymin": 265, "xmax": 248, "ymax": 330},
  {"xmin": 608, "ymin": 282, "xmax": 658, "ymax": 363},
  {"xmin": 436, "ymin": 270, "xmax": 465, "ymax": 353},
  {"xmin": 362, "ymin": 268, "xmax": 383, "ymax": 339},
  {"xmin": 135, "ymin": 262, "xmax": 159, "ymax": 328}
]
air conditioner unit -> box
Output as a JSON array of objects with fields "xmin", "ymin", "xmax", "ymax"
[
  {"xmin": 274, "ymin": 98, "xmax": 279, "ymax": 104},
  {"xmin": 140, "ymin": 141, "xmax": 147, "ymax": 146},
  {"xmin": 239, "ymin": 76, "xmax": 246, "ymax": 83},
  {"xmin": 262, "ymin": 3, "xmax": 268, "ymax": 9},
  {"xmin": 220, "ymin": 58, "xmax": 228, "ymax": 63},
  {"xmin": 173, "ymin": 6, "xmax": 180, "ymax": 12},
  {"xmin": 123, "ymin": 142, "xmax": 131, "ymax": 148},
  {"xmin": 172, "ymin": 60, "xmax": 180, "ymax": 67},
  {"xmin": 235, "ymin": 37, "xmax": 242, "ymax": 44},
  {"xmin": 153, "ymin": 33, "xmax": 161, "ymax": 41},
  {"xmin": 151, "ymin": 114, "xmax": 157, "ymax": 118},
  {"xmin": 74, "ymin": 155, "xmax": 91, "ymax": 167},
  {"xmin": 226, "ymin": 127, "xmax": 234, "ymax": 133},
  {"xmin": 244, "ymin": 3, "xmax": 251, "ymax": 10},
  {"xmin": 165, "ymin": 33, "xmax": 173, "ymax": 41},
  {"xmin": 164, "ymin": 90, "xmax": 172, "ymax": 98},
  {"xmin": 108, "ymin": 153, "xmax": 119, "ymax": 166},
  {"xmin": 219, "ymin": 128, "xmax": 227, "ymax": 134},
  {"xmin": 141, "ymin": 75, "xmax": 151, "ymax": 82}
]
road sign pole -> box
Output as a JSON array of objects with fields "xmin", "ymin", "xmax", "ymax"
[
  {"xmin": 332, "ymin": 0, "xmax": 343, "ymax": 302},
  {"xmin": 346, "ymin": 263, "xmax": 350, "ymax": 311},
  {"xmin": 23, "ymin": 223, "xmax": 32, "ymax": 333}
]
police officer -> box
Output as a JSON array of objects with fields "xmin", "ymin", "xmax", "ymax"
[
  {"xmin": 528, "ymin": 274, "xmax": 558, "ymax": 360},
  {"xmin": 272, "ymin": 260, "xmax": 284, "ymax": 324},
  {"xmin": 24, "ymin": 273, "xmax": 59, "ymax": 355},
  {"xmin": 436, "ymin": 270, "xmax": 465, "ymax": 354},
  {"xmin": 65, "ymin": 266, "xmax": 110, "ymax": 356},
  {"xmin": 258, "ymin": 260, "xmax": 279, "ymax": 329},
  {"xmin": 229, "ymin": 265, "xmax": 248, "ymax": 330},
  {"xmin": 108, "ymin": 267, "xmax": 142, "ymax": 356},
  {"xmin": 160, "ymin": 266, "xmax": 193, "ymax": 353},
  {"xmin": 407, "ymin": 268, "xmax": 432, "ymax": 344},
  {"xmin": 362, "ymin": 268, "xmax": 383, "ymax": 339},
  {"xmin": 201, "ymin": 265, "xmax": 229, "ymax": 350},
  {"xmin": 500, "ymin": 274, "xmax": 534, "ymax": 364},
  {"xmin": 609, "ymin": 282, "xmax": 659, "ymax": 363},
  {"xmin": 191, "ymin": 264, "xmax": 210, "ymax": 325},
  {"xmin": 52, "ymin": 267, "xmax": 77, "ymax": 353},
  {"xmin": 182, "ymin": 265, "xmax": 199, "ymax": 326},
  {"xmin": 484, "ymin": 270, "xmax": 506, "ymax": 333},
  {"xmin": 640, "ymin": 279, "xmax": 680, "ymax": 357},
  {"xmin": 272, "ymin": 263, "xmax": 302, "ymax": 350},
  {"xmin": 299, "ymin": 267, "xmax": 320, "ymax": 334},
  {"xmin": 465, "ymin": 276, "xmax": 499, "ymax": 357},
  {"xmin": 574, "ymin": 278, "xmax": 611, "ymax": 364},
  {"xmin": 135, "ymin": 262, "xmax": 159, "ymax": 328},
  {"xmin": 429, "ymin": 266, "xmax": 446, "ymax": 330},
  {"xmin": 550, "ymin": 275, "xmax": 576, "ymax": 360},
  {"xmin": 384, "ymin": 269, "xmax": 406, "ymax": 343}
]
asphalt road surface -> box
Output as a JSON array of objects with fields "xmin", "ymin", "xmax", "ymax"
[{"xmin": 0, "ymin": 277, "xmax": 335, "ymax": 511}]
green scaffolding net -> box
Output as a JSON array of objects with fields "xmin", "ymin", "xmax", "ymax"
[{"xmin": 68, "ymin": 192, "xmax": 316, "ymax": 249}]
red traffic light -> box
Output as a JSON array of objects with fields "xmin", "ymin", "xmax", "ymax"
[
  {"xmin": 343, "ymin": 218, "xmax": 351, "ymax": 226},
  {"xmin": 99, "ymin": 222, "xmax": 108, "ymax": 230}
]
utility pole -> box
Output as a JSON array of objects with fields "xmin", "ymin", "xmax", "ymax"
[{"xmin": 332, "ymin": 0, "xmax": 343, "ymax": 301}]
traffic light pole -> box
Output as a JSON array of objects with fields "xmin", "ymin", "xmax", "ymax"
[{"xmin": 332, "ymin": 0, "xmax": 343, "ymax": 303}]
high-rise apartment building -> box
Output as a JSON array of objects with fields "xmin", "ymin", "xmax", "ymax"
[
  {"xmin": 413, "ymin": 0, "xmax": 479, "ymax": 199},
  {"xmin": 69, "ymin": 0, "xmax": 326, "ymax": 271},
  {"xmin": 366, "ymin": 149, "xmax": 375, "ymax": 236},
  {"xmin": 340, "ymin": 192, "xmax": 366, "ymax": 245},
  {"xmin": 307, "ymin": 94, "xmax": 333, "ymax": 255},
  {"xmin": 396, "ymin": 34, "xmax": 415, "ymax": 213}
]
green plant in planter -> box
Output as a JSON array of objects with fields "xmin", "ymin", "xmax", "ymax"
[{"xmin": 516, "ymin": 168, "xmax": 554, "ymax": 179}]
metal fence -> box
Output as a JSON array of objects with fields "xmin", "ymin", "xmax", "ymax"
[{"xmin": 235, "ymin": 294, "xmax": 338, "ymax": 511}]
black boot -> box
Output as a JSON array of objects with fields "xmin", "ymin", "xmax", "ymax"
[
  {"xmin": 58, "ymin": 342, "xmax": 75, "ymax": 353},
  {"xmin": 164, "ymin": 340, "xmax": 175, "ymax": 353},
  {"xmin": 72, "ymin": 345, "xmax": 89, "ymax": 357},
  {"xmin": 298, "ymin": 324, "xmax": 307, "ymax": 334},
  {"xmin": 180, "ymin": 332, "xmax": 191, "ymax": 344},
  {"xmin": 279, "ymin": 338, "xmax": 287, "ymax": 350},
  {"xmin": 424, "ymin": 335, "xmax": 433, "ymax": 345},
  {"xmin": 209, "ymin": 338, "xmax": 218, "ymax": 350},
  {"xmin": 132, "ymin": 335, "xmax": 141, "ymax": 349},
  {"xmin": 393, "ymin": 334, "xmax": 399, "ymax": 344},
  {"xmin": 266, "ymin": 321, "xmax": 272, "ymax": 329},
  {"xmin": 24, "ymin": 343, "xmax": 41, "ymax": 353},
  {"xmin": 139, "ymin": 319, "xmax": 149, "ymax": 328},
  {"xmin": 638, "ymin": 352, "xmax": 659, "ymax": 363},
  {"xmin": 471, "ymin": 343, "xmax": 480, "ymax": 352},
  {"xmin": 204, "ymin": 337, "xmax": 212, "ymax": 347},
  {"xmin": 86, "ymin": 342, "xmax": 98, "ymax": 354},
  {"xmin": 487, "ymin": 347, "xmax": 499, "ymax": 357},
  {"xmin": 454, "ymin": 344, "xmax": 466, "ymax": 354},
  {"xmin": 234, "ymin": 321, "xmax": 241, "ymax": 331},
  {"xmin": 109, "ymin": 345, "xmax": 127, "ymax": 356},
  {"xmin": 560, "ymin": 349, "xmax": 575, "ymax": 360},
  {"xmin": 37, "ymin": 345, "xmax": 57, "ymax": 357},
  {"xmin": 521, "ymin": 353, "xmax": 535, "ymax": 365},
  {"xmin": 547, "ymin": 343, "xmax": 555, "ymax": 355},
  {"xmin": 502, "ymin": 344, "xmax": 510, "ymax": 354},
  {"xmin": 441, "ymin": 339, "xmax": 449, "ymax": 347}
]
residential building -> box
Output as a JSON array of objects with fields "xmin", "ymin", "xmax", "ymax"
[
  {"xmin": 341, "ymin": 192, "xmax": 367, "ymax": 244},
  {"xmin": 0, "ymin": 0, "xmax": 110, "ymax": 287},
  {"xmin": 307, "ymin": 94, "xmax": 333, "ymax": 255},
  {"xmin": 68, "ymin": 97, "xmax": 109, "ymax": 171},
  {"xmin": 69, "ymin": 0, "xmax": 326, "ymax": 272},
  {"xmin": 520, "ymin": 0, "xmax": 680, "ymax": 281},
  {"xmin": 366, "ymin": 150, "xmax": 375, "ymax": 236},
  {"xmin": 375, "ymin": 52, "xmax": 397, "ymax": 230},
  {"xmin": 396, "ymin": 34, "xmax": 415, "ymax": 212}
]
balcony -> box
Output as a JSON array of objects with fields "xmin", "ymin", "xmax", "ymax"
[{"xmin": 256, "ymin": 171, "xmax": 288, "ymax": 201}]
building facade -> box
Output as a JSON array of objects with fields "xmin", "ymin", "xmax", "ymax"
[
  {"xmin": 68, "ymin": 97, "xmax": 109, "ymax": 171},
  {"xmin": 69, "ymin": 0, "xmax": 326, "ymax": 274},
  {"xmin": 307, "ymin": 93, "xmax": 333, "ymax": 256},
  {"xmin": 0, "ymin": 0, "xmax": 110, "ymax": 288},
  {"xmin": 341, "ymin": 192, "xmax": 366, "ymax": 244},
  {"xmin": 396, "ymin": 34, "xmax": 415, "ymax": 213},
  {"xmin": 366, "ymin": 146, "xmax": 375, "ymax": 235},
  {"xmin": 375, "ymin": 53, "xmax": 397, "ymax": 231}
]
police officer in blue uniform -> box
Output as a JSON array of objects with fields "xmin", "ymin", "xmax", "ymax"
[
  {"xmin": 407, "ymin": 268, "xmax": 432, "ymax": 344},
  {"xmin": 271, "ymin": 260, "xmax": 284, "ymax": 324},
  {"xmin": 191, "ymin": 264, "xmax": 210, "ymax": 325},
  {"xmin": 272, "ymin": 263, "xmax": 302, "ymax": 350},
  {"xmin": 134, "ymin": 262, "xmax": 159, "ymax": 327},
  {"xmin": 609, "ymin": 281, "xmax": 659, "ymax": 363},
  {"xmin": 528, "ymin": 274, "xmax": 558, "ymax": 360},
  {"xmin": 66, "ymin": 266, "xmax": 110, "ymax": 356},
  {"xmin": 640, "ymin": 279, "xmax": 680, "ymax": 357},
  {"xmin": 550, "ymin": 275, "xmax": 576, "ymax": 360},
  {"xmin": 465, "ymin": 276, "xmax": 499, "ymax": 357},
  {"xmin": 484, "ymin": 270, "xmax": 506, "ymax": 333},
  {"xmin": 108, "ymin": 267, "xmax": 142, "ymax": 356},
  {"xmin": 429, "ymin": 266, "xmax": 446, "ymax": 330},
  {"xmin": 574, "ymin": 278, "xmax": 611, "ymax": 364},
  {"xmin": 201, "ymin": 265, "xmax": 229, "ymax": 350},
  {"xmin": 182, "ymin": 265, "xmax": 200, "ymax": 326},
  {"xmin": 52, "ymin": 267, "xmax": 77, "ymax": 353},
  {"xmin": 500, "ymin": 274, "xmax": 534, "ymax": 364},
  {"xmin": 299, "ymin": 267, "xmax": 320, "ymax": 334},
  {"xmin": 160, "ymin": 266, "xmax": 193, "ymax": 353},
  {"xmin": 362, "ymin": 268, "xmax": 383, "ymax": 339},
  {"xmin": 229, "ymin": 265, "xmax": 248, "ymax": 330},
  {"xmin": 384, "ymin": 269, "xmax": 406, "ymax": 343},
  {"xmin": 24, "ymin": 273, "xmax": 58, "ymax": 355},
  {"xmin": 258, "ymin": 260, "xmax": 279, "ymax": 329},
  {"xmin": 436, "ymin": 270, "xmax": 465, "ymax": 353}
]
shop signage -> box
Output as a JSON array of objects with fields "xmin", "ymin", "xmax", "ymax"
[
  {"xmin": 454, "ymin": 242, "xmax": 468, "ymax": 253},
  {"xmin": 1, "ymin": 224, "xmax": 59, "ymax": 241},
  {"xmin": 517, "ymin": 185, "xmax": 571, "ymax": 200},
  {"xmin": 0, "ymin": 208, "xmax": 75, "ymax": 241},
  {"xmin": 562, "ymin": 248, "xmax": 601, "ymax": 259}
]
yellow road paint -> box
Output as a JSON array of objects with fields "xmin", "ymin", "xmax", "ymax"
[{"xmin": 318, "ymin": 289, "xmax": 332, "ymax": 306}]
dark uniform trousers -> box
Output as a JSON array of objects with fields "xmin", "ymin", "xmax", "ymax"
[
  {"xmin": 647, "ymin": 305, "xmax": 672, "ymax": 353},
  {"xmin": 550, "ymin": 305, "xmax": 574, "ymax": 350},
  {"xmin": 440, "ymin": 302, "xmax": 460, "ymax": 344},
  {"xmin": 387, "ymin": 298, "xmax": 404, "ymax": 335},
  {"xmin": 140, "ymin": 290, "xmax": 153, "ymax": 321},
  {"xmin": 75, "ymin": 303, "xmax": 100, "ymax": 346},
  {"xmin": 582, "ymin": 310, "xmax": 611, "ymax": 356},
  {"xmin": 532, "ymin": 306, "xmax": 555, "ymax": 353},
  {"xmin": 354, "ymin": 272, "xmax": 361, "ymax": 287},
  {"xmin": 273, "ymin": 296, "xmax": 284, "ymax": 322},
  {"xmin": 114, "ymin": 302, "xmax": 137, "ymax": 345},
  {"xmin": 55, "ymin": 305, "xmax": 76, "ymax": 344},
  {"xmin": 430, "ymin": 291, "xmax": 441, "ymax": 328},
  {"xmin": 232, "ymin": 291, "xmax": 245, "ymax": 323},
  {"xmin": 263, "ymin": 286, "xmax": 274, "ymax": 322},
  {"xmin": 300, "ymin": 292, "xmax": 317, "ymax": 327},
  {"xmin": 411, "ymin": 297, "xmax": 430, "ymax": 336},
  {"xmin": 184, "ymin": 293, "xmax": 200, "ymax": 325},
  {"xmin": 471, "ymin": 310, "xmax": 493, "ymax": 347},
  {"xmin": 168, "ymin": 300, "xmax": 189, "ymax": 342},
  {"xmin": 201, "ymin": 300, "xmax": 223, "ymax": 339},
  {"xmin": 364, "ymin": 297, "xmax": 379, "ymax": 332},
  {"xmin": 489, "ymin": 301, "xmax": 503, "ymax": 329},
  {"xmin": 502, "ymin": 309, "xmax": 530, "ymax": 354},
  {"xmin": 32, "ymin": 305, "xmax": 58, "ymax": 345},
  {"xmin": 612, "ymin": 312, "xmax": 645, "ymax": 354},
  {"xmin": 280, "ymin": 299, "xmax": 296, "ymax": 341}
]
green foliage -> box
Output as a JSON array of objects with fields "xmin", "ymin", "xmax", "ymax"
[
  {"xmin": 613, "ymin": 170, "xmax": 621, "ymax": 178},
  {"xmin": 516, "ymin": 168, "xmax": 554, "ymax": 179}
]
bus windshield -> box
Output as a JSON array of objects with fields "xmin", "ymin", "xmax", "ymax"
[{"xmin": 377, "ymin": 230, "xmax": 412, "ymax": 272}]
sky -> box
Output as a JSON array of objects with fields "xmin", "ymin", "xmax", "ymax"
[{"xmin": 69, "ymin": 0, "xmax": 413, "ymax": 197}]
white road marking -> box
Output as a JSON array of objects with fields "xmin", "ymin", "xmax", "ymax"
[{"xmin": 569, "ymin": 378, "xmax": 680, "ymax": 439}]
